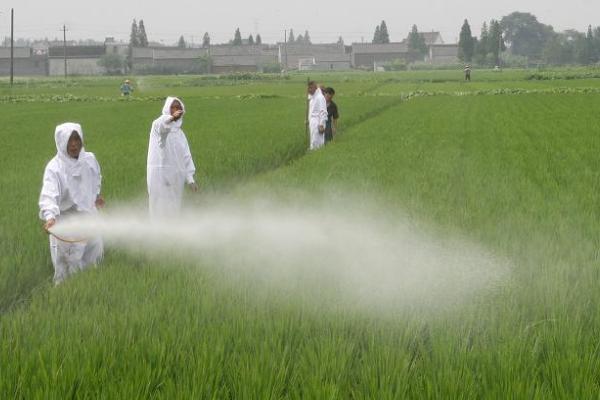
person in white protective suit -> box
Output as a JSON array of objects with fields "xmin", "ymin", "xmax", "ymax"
[
  {"xmin": 39, "ymin": 123, "xmax": 105, "ymax": 285},
  {"xmin": 307, "ymin": 81, "xmax": 328, "ymax": 150},
  {"xmin": 147, "ymin": 97, "xmax": 198, "ymax": 217}
]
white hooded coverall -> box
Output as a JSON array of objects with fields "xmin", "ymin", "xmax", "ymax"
[
  {"xmin": 39, "ymin": 123, "xmax": 104, "ymax": 284},
  {"xmin": 307, "ymin": 88, "xmax": 328, "ymax": 150},
  {"xmin": 147, "ymin": 97, "xmax": 196, "ymax": 217}
]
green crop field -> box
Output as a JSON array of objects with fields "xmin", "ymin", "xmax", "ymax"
[{"xmin": 1, "ymin": 68, "xmax": 600, "ymax": 398}]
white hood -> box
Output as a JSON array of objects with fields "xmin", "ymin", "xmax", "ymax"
[
  {"xmin": 55, "ymin": 122, "xmax": 84, "ymax": 161},
  {"xmin": 162, "ymin": 96, "xmax": 186, "ymax": 129},
  {"xmin": 39, "ymin": 122, "xmax": 101, "ymax": 221}
]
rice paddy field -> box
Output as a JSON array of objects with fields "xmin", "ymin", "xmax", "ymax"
[{"xmin": 1, "ymin": 67, "xmax": 600, "ymax": 398}]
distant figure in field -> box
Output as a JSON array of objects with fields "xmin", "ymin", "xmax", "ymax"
[
  {"xmin": 323, "ymin": 87, "xmax": 339, "ymax": 144},
  {"xmin": 306, "ymin": 81, "xmax": 328, "ymax": 150},
  {"xmin": 39, "ymin": 123, "xmax": 105, "ymax": 285},
  {"xmin": 147, "ymin": 97, "xmax": 198, "ymax": 217},
  {"xmin": 120, "ymin": 79, "xmax": 134, "ymax": 96},
  {"xmin": 464, "ymin": 65, "xmax": 472, "ymax": 81}
]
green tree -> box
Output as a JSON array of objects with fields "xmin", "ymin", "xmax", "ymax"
[
  {"xmin": 138, "ymin": 20, "xmax": 148, "ymax": 47},
  {"xmin": 542, "ymin": 33, "xmax": 572, "ymax": 65},
  {"xmin": 129, "ymin": 19, "xmax": 139, "ymax": 47},
  {"xmin": 500, "ymin": 12, "xmax": 554, "ymax": 59},
  {"xmin": 475, "ymin": 22, "xmax": 489, "ymax": 64},
  {"xmin": 594, "ymin": 27, "xmax": 600, "ymax": 62},
  {"xmin": 127, "ymin": 19, "xmax": 139, "ymax": 70},
  {"xmin": 564, "ymin": 30, "xmax": 585, "ymax": 64},
  {"xmin": 337, "ymin": 36, "xmax": 344, "ymax": 46},
  {"xmin": 408, "ymin": 25, "xmax": 427, "ymax": 55},
  {"xmin": 177, "ymin": 35, "xmax": 187, "ymax": 48},
  {"xmin": 233, "ymin": 28, "xmax": 243, "ymax": 45},
  {"xmin": 488, "ymin": 20, "xmax": 506, "ymax": 66},
  {"xmin": 304, "ymin": 30, "xmax": 311, "ymax": 44},
  {"xmin": 379, "ymin": 20, "xmax": 390, "ymax": 44},
  {"xmin": 458, "ymin": 19, "xmax": 475, "ymax": 62},
  {"xmin": 296, "ymin": 34, "xmax": 304, "ymax": 43},
  {"xmin": 196, "ymin": 54, "xmax": 212, "ymax": 74},
  {"xmin": 256, "ymin": 34, "xmax": 262, "ymax": 45},
  {"xmin": 248, "ymin": 35, "xmax": 255, "ymax": 45},
  {"xmin": 202, "ymin": 32, "xmax": 210, "ymax": 48},
  {"xmin": 583, "ymin": 25, "xmax": 595, "ymax": 64},
  {"xmin": 98, "ymin": 53, "xmax": 126, "ymax": 75},
  {"xmin": 372, "ymin": 25, "xmax": 381, "ymax": 44},
  {"xmin": 288, "ymin": 29, "xmax": 295, "ymax": 43}
]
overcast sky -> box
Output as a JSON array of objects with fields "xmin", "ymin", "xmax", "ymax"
[{"xmin": 3, "ymin": 0, "xmax": 599, "ymax": 45}]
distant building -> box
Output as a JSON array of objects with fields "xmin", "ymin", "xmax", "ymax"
[
  {"xmin": 279, "ymin": 43, "xmax": 349, "ymax": 71},
  {"xmin": 352, "ymin": 32, "xmax": 457, "ymax": 69},
  {"xmin": 427, "ymin": 44, "xmax": 459, "ymax": 65},
  {"xmin": 419, "ymin": 32, "xmax": 445, "ymax": 45},
  {"xmin": 132, "ymin": 47, "xmax": 209, "ymax": 74},
  {"xmin": 0, "ymin": 47, "xmax": 47, "ymax": 76},
  {"xmin": 0, "ymin": 28, "xmax": 456, "ymax": 77},
  {"xmin": 210, "ymin": 45, "xmax": 278, "ymax": 73},
  {"xmin": 298, "ymin": 53, "xmax": 352, "ymax": 71},
  {"xmin": 104, "ymin": 37, "xmax": 128, "ymax": 57},
  {"xmin": 351, "ymin": 42, "xmax": 409, "ymax": 69},
  {"xmin": 48, "ymin": 45, "xmax": 106, "ymax": 76}
]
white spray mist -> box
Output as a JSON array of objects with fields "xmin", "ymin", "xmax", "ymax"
[{"xmin": 50, "ymin": 195, "xmax": 510, "ymax": 313}]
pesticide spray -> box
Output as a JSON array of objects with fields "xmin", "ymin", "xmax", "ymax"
[{"xmin": 50, "ymin": 195, "xmax": 509, "ymax": 313}]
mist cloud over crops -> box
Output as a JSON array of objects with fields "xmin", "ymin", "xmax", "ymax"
[{"xmin": 51, "ymin": 195, "xmax": 509, "ymax": 312}]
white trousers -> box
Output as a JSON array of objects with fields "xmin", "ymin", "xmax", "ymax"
[
  {"xmin": 309, "ymin": 120, "xmax": 325, "ymax": 150},
  {"xmin": 148, "ymin": 168, "xmax": 185, "ymax": 218},
  {"xmin": 49, "ymin": 235, "xmax": 103, "ymax": 284}
]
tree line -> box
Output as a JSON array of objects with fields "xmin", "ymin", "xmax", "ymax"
[
  {"xmin": 459, "ymin": 12, "xmax": 600, "ymax": 66},
  {"xmin": 371, "ymin": 21, "xmax": 434, "ymax": 56}
]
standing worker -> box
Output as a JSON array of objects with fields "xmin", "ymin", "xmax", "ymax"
[
  {"xmin": 147, "ymin": 97, "xmax": 198, "ymax": 217},
  {"xmin": 120, "ymin": 79, "xmax": 134, "ymax": 96},
  {"xmin": 323, "ymin": 87, "xmax": 339, "ymax": 144},
  {"xmin": 464, "ymin": 64, "xmax": 472, "ymax": 82},
  {"xmin": 39, "ymin": 123, "xmax": 105, "ymax": 285},
  {"xmin": 306, "ymin": 81, "xmax": 328, "ymax": 150}
]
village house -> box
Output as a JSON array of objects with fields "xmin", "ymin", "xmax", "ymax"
[
  {"xmin": 0, "ymin": 31, "xmax": 458, "ymax": 77},
  {"xmin": 48, "ymin": 45, "xmax": 106, "ymax": 76},
  {"xmin": 279, "ymin": 43, "xmax": 350, "ymax": 71},
  {"xmin": 0, "ymin": 47, "xmax": 47, "ymax": 76},
  {"xmin": 351, "ymin": 32, "xmax": 458, "ymax": 69},
  {"xmin": 132, "ymin": 47, "xmax": 209, "ymax": 74},
  {"xmin": 209, "ymin": 44, "xmax": 279, "ymax": 73}
]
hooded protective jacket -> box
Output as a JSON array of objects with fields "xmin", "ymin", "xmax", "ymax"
[
  {"xmin": 307, "ymin": 88, "xmax": 328, "ymax": 150},
  {"xmin": 147, "ymin": 97, "xmax": 196, "ymax": 216},
  {"xmin": 39, "ymin": 123, "xmax": 102, "ymax": 221},
  {"xmin": 38, "ymin": 123, "xmax": 103, "ymax": 284}
]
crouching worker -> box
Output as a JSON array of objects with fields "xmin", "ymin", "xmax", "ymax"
[
  {"xmin": 147, "ymin": 96, "xmax": 198, "ymax": 218},
  {"xmin": 39, "ymin": 123, "xmax": 105, "ymax": 285}
]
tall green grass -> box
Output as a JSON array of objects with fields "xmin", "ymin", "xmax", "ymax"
[{"xmin": 1, "ymin": 70, "xmax": 600, "ymax": 397}]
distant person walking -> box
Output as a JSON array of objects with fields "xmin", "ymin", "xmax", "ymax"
[
  {"xmin": 464, "ymin": 65, "xmax": 472, "ymax": 82},
  {"xmin": 39, "ymin": 123, "xmax": 105, "ymax": 285},
  {"xmin": 306, "ymin": 81, "xmax": 328, "ymax": 150},
  {"xmin": 147, "ymin": 97, "xmax": 198, "ymax": 217},
  {"xmin": 323, "ymin": 87, "xmax": 339, "ymax": 144},
  {"xmin": 120, "ymin": 79, "xmax": 134, "ymax": 96}
]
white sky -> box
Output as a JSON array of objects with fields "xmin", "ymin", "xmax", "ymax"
[{"xmin": 2, "ymin": 0, "xmax": 599, "ymax": 45}]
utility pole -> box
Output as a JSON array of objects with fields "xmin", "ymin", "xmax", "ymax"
[
  {"xmin": 284, "ymin": 29, "xmax": 288, "ymax": 71},
  {"xmin": 498, "ymin": 32, "xmax": 503, "ymax": 68},
  {"xmin": 62, "ymin": 25, "xmax": 67, "ymax": 80},
  {"xmin": 10, "ymin": 8, "xmax": 14, "ymax": 86}
]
